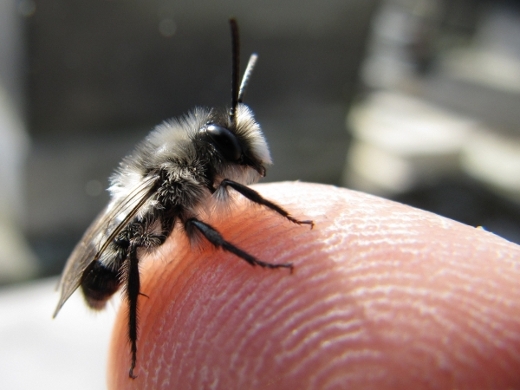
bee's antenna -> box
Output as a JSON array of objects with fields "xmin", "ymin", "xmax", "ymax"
[
  {"xmin": 238, "ymin": 54, "xmax": 258, "ymax": 103},
  {"xmin": 229, "ymin": 18, "xmax": 240, "ymax": 124}
]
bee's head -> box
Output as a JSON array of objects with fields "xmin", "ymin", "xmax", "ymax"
[
  {"xmin": 200, "ymin": 104, "xmax": 271, "ymax": 179},
  {"xmin": 199, "ymin": 20, "xmax": 271, "ymax": 183}
]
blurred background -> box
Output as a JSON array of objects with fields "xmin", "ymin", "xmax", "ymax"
[{"xmin": 1, "ymin": 0, "xmax": 519, "ymax": 388}]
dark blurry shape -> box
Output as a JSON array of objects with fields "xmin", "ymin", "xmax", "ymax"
[{"xmin": 345, "ymin": 0, "xmax": 520, "ymax": 244}]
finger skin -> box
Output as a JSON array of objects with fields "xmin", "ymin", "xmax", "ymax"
[{"xmin": 107, "ymin": 182, "xmax": 520, "ymax": 389}]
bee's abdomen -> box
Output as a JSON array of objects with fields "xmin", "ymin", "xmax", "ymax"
[{"xmin": 80, "ymin": 260, "xmax": 121, "ymax": 310}]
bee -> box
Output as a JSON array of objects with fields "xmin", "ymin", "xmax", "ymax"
[{"xmin": 53, "ymin": 19, "xmax": 313, "ymax": 379}]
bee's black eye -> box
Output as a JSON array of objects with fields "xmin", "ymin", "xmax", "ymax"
[{"xmin": 205, "ymin": 123, "xmax": 242, "ymax": 161}]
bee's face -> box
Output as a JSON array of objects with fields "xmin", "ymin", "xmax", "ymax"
[{"xmin": 195, "ymin": 104, "xmax": 271, "ymax": 184}]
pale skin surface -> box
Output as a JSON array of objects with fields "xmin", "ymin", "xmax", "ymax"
[{"xmin": 107, "ymin": 182, "xmax": 520, "ymax": 389}]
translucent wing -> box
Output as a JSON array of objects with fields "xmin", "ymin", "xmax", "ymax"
[{"xmin": 53, "ymin": 174, "xmax": 160, "ymax": 317}]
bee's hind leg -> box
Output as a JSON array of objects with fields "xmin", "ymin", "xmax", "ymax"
[{"xmin": 125, "ymin": 244, "xmax": 140, "ymax": 379}]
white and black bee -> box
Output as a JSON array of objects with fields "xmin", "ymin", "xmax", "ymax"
[{"xmin": 53, "ymin": 19, "xmax": 313, "ymax": 378}]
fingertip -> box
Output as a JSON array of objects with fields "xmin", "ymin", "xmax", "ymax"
[{"xmin": 108, "ymin": 182, "xmax": 520, "ymax": 389}]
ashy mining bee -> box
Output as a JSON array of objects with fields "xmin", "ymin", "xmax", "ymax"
[{"xmin": 53, "ymin": 19, "xmax": 312, "ymax": 378}]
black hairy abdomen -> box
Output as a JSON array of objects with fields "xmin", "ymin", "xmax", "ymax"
[{"xmin": 80, "ymin": 260, "xmax": 121, "ymax": 309}]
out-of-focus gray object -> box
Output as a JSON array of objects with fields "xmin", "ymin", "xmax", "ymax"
[
  {"xmin": 0, "ymin": 0, "xmax": 38, "ymax": 283},
  {"xmin": 344, "ymin": 0, "xmax": 520, "ymax": 242},
  {"xmin": 345, "ymin": 91, "xmax": 475, "ymax": 195},
  {"xmin": 0, "ymin": 277, "xmax": 116, "ymax": 390},
  {"xmin": 347, "ymin": 0, "xmax": 520, "ymax": 196}
]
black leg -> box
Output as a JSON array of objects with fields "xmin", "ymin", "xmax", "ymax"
[
  {"xmin": 124, "ymin": 217, "xmax": 174, "ymax": 378},
  {"xmin": 186, "ymin": 218, "xmax": 293, "ymax": 271},
  {"xmin": 126, "ymin": 245, "xmax": 140, "ymax": 379},
  {"xmin": 219, "ymin": 179, "xmax": 314, "ymax": 228}
]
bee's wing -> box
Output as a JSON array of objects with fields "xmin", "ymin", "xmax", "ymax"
[{"xmin": 53, "ymin": 174, "xmax": 160, "ymax": 317}]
